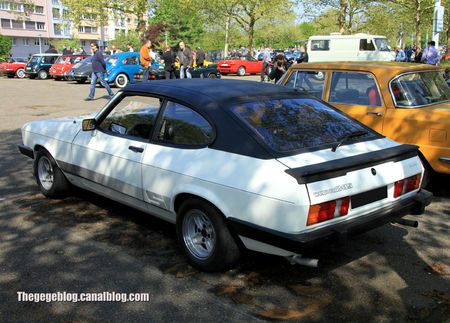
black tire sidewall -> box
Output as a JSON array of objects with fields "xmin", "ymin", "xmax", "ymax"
[
  {"xmin": 176, "ymin": 198, "xmax": 240, "ymax": 272},
  {"xmin": 34, "ymin": 149, "xmax": 69, "ymax": 198}
]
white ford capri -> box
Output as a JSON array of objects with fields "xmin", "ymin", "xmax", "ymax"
[{"xmin": 19, "ymin": 79, "xmax": 432, "ymax": 272}]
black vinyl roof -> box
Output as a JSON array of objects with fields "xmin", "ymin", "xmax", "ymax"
[{"xmin": 122, "ymin": 79, "xmax": 309, "ymax": 159}]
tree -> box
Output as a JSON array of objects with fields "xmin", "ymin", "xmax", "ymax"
[
  {"xmin": 111, "ymin": 31, "xmax": 141, "ymax": 52},
  {"xmin": 0, "ymin": 34, "xmax": 12, "ymax": 59},
  {"xmin": 61, "ymin": 0, "xmax": 149, "ymax": 36},
  {"xmin": 383, "ymin": 0, "xmax": 434, "ymax": 49},
  {"xmin": 54, "ymin": 37, "xmax": 81, "ymax": 52}
]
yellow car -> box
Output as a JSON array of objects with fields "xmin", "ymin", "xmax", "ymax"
[{"xmin": 279, "ymin": 61, "xmax": 450, "ymax": 181}]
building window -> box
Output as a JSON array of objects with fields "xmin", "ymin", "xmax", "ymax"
[
  {"xmin": 81, "ymin": 13, "xmax": 94, "ymax": 20},
  {"xmin": 52, "ymin": 8, "xmax": 60, "ymax": 18},
  {"xmin": 1, "ymin": 18, "xmax": 11, "ymax": 28},
  {"xmin": 10, "ymin": 2, "xmax": 23, "ymax": 12},
  {"xmin": 43, "ymin": 39, "xmax": 49, "ymax": 46},
  {"xmin": 23, "ymin": 38, "xmax": 29, "ymax": 46},
  {"xmin": 91, "ymin": 27, "xmax": 97, "ymax": 33},
  {"xmin": 12, "ymin": 20, "xmax": 23, "ymax": 29},
  {"xmin": 81, "ymin": 40, "xmax": 86, "ymax": 46},
  {"xmin": 78, "ymin": 26, "xmax": 85, "ymax": 33},
  {"xmin": 0, "ymin": 2, "xmax": 10, "ymax": 10},
  {"xmin": 51, "ymin": 0, "xmax": 59, "ymax": 5},
  {"xmin": 34, "ymin": 38, "xmax": 40, "ymax": 45},
  {"xmin": 35, "ymin": 6, "xmax": 44, "ymax": 14},
  {"xmin": 25, "ymin": 21, "xmax": 35, "ymax": 29},
  {"xmin": 36, "ymin": 22, "xmax": 45, "ymax": 30},
  {"xmin": 12, "ymin": 37, "xmax": 16, "ymax": 46},
  {"xmin": 54, "ymin": 23, "xmax": 61, "ymax": 35}
]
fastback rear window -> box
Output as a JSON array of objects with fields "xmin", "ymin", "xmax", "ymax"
[{"xmin": 230, "ymin": 98, "xmax": 375, "ymax": 152}]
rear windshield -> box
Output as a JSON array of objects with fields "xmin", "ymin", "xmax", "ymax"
[
  {"xmin": 230, "ymin": 98, "xmax": 375, "ymax": 152},
  {"xmin": 390, "ymin": 71, "xmax": 450, "ymax": 107}
]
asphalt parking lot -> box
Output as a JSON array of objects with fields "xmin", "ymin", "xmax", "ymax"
[{"xmin": 0, "ymin": 76, "xmax": 449, "ymax": 322}]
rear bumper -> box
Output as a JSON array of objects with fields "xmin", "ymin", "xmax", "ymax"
[{"xmin": 228, "ymin": 189, "xmax": 433, "ymax": 254}]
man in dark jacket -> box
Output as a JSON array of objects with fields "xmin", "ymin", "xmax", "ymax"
[
  {"xmin": 163, "ymin": 46, "xmax": 176, "ymax": 79},
  {"xmin": 196, "ymin": 47, "xmax": 205, "ymax": 67},
  {"xmin": 269, "ymin": 53, "xmax": 289, "ymax": 83},
  {"xmin": 177, "ymin": 41, "xmax": 192, "ymax": 79},
  {"xmin": 45, "ymin": 44, "xmax": 58, "ymax": 53},
  {"xmin": 85, "ymin": 42, "xmax": 114, "ymax": 101}
]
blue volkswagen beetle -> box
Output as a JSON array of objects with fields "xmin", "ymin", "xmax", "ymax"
[{"xmin": 105, "ymin": 52, "xmax": 163, "ymax": 88}]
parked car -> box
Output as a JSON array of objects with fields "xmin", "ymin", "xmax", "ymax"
[
  {"xmin": 50, "ymin": 54, "xmax": 87, "ymax": 80},
  {"xmin": 0, "ymin": 57, "xmax": 27, "ymax": 78},
  {"xmin": 66, "ymin": 56, "xmax": 93, "ymax": 83},
  {"xmin": 279, "ymin": 61, "xmax": 450, "ymax": 183},
  {"xmin": 25, "ymin": 53, "xmax": 61, "ymax": 79},
  {"xmin": 217, "ymin": 56, "xmax": 264, "ymax": 76},
  {"xmin": 19, "ymin": 79, "xmax": 431, "ymax": 272},
  {"xmin": 143, "ymin": 65, "xmax": 221, "ymax": 80},
  {"xmin": 104, "ymin": 52, "xmax": 164, "ymax": 88}
]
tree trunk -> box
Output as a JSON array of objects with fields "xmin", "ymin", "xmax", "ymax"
[
  {"xmin": 248, "ymin": 18, "xmax": 255, "ymax": 56},
  {"xmin": 338, "ymin": 0, "xmax": 348, "ymax": 34},
  {"xmin": 415, "ymin": 0, "xmax": 422, "ymax": 50},
  {"xmin": 224, "ymin": 15, "xmax": 230, "ymax": 58}
]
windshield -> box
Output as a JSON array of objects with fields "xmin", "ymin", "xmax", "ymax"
[
  {"xmin": 55, "ymin": 57, "xmax": 66, "ymax": 64},
  {"xmin": 230, "ymin": 98, "xmax": 375, "ymax": 152},
  {"xmin": 374, "ymin": 38, "xmax": 391, "ymax": 51},
  {"xmin": 29, "ymin": 56, "xmax": 40, "ymax": 63},
  {"xmin": 390, "ymin": 71, "xmax": 450, "ymax": 107}
]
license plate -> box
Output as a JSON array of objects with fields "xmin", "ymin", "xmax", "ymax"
[
  {"xmin": 26, "ymin": 67, "xmax": 31, "ymax": 71},
  {"xmin": 351, "ymin": 186, "xmax": 387, "ymax": 209}
]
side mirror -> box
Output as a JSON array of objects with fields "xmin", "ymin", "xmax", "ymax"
[{"xmin": 82, "ymin": 118, "xmax": 96, "ymax": 131}]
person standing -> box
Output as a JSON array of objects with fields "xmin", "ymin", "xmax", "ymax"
[
  {"xmin": 127, "ymin": 43, "xmax": 134, "ymax": 52},
  {"xmin": 269, "ymin": 53, "xmax": 289, "ymax": 83},
  {"xmin": 140, "ymin": 38, "xmax": 153, "ymax": 81},
  {"xmin": 162, "ymin": 46, "xmax": 176, "ymax": 79},
  {"xmin": 422, "ymin": 41, "xmax": 440, "ymax": 65},
  {"xmin": 177, "ymin": 41, "xmax": 192, "ymax": 79},
  {"xmin": 85, "ymin": 42, "xmax": 114, "ymax": 101},
  {"xmin": 260, "ymin": 46, "xmax": 271, "ymax": 82},
  {"xmin": 395, "ymin": 46, "xmax": 406, "ymax": 62},
  {"xmin": 45, "ymin": 44, "xmax": 58, "ymax": 53},
  {"xmin": 297, "ymin": 46, "xmax": 309, "ymax": 63},
  {"xmin": 196, "ymin": 47, "xmax": 205, "ymax": 67}
]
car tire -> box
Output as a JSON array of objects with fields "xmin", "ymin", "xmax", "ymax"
[
  {"xmin": 34, "ymin": 149, "xmax": 70, "ymax": 198},
  {"xmin": 16, "ymin": 69, "xmax": 26, "ymax": 78},
  {"xmin": 208, "ymin": 73, "xmax": 217, "ymax": 78},
  {"xmin": 7, "ymin": 74, "xmax": 13, "ymax": 78},
  {"xmin": 29, "ymin": 75, "xmax": 36, "ymax": 79},
  {"xmin": 114, "ymin": 73, "xmax": 128, "ymax": 88},
  {"xmin": 176, "ymin": 198, "xmax": 241, "ymax": 272},
  {"xmin": 237, "ymin": 66, "xmax": 246, "ymax": 76},
  {"xmin": 38, "ymin": 70, "xmax": 48, "ymax": 79},
  {"xmin": 76, "ymin": 79, "xmax": 86, "ymax": 84}
]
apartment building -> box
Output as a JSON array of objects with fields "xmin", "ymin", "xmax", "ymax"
[{"xmin": 0, "ymin": 0, "xmax": 142, "ymax": 58}]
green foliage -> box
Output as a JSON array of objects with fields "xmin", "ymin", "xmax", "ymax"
[
  {"xmin": 0, "ymin": 34, "xmax": 12, "ymax": 59},
  {"xmin": 54, "ymin": 37, "xmax": 81, "ymax": 52},
  {"xmin": 298, "ymin": 22, "xmax": 316, "ymax": 40},
  {"xmin": 111, "ymin": 31, "xmax": 141, "ymax": 52}
]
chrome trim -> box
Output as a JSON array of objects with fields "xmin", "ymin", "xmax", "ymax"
[
  {"xmin": 388, "ymin": 69, "xmax": 450, "ymax": 108},
  {"xmin": 439, "ymin": 157, "xmax": 450, "ymax": 164}
]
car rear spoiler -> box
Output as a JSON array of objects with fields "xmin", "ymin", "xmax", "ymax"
[{"xmin": 285, "ymin": 144, "xmax": 419, "ymax": 184}]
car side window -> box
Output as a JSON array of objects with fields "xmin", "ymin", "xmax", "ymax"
[
  {"xmin": 156, "ymin": 101, "xmax": 214, "ymax": 146},
  {"xmin": 360, "ymin": 39, "xmax": 375, "ymax": 51},
  {"xmin": 99, "ymin": 95, "xmax": 162, "ymax": 140},
  {"xmin": 285, "ymin": 71, "xmax": 325, "ymax": 99},
  {"xmin": 311, "ymin": 40, "xmax": 330, "ymax": 51},
  {"xmin": 329, "ymin": 72, "xmax": 381, "ymax": 106}
]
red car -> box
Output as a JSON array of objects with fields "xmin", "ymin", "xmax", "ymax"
[
  {"xmin": 0, "ymin": 58, "xmax": 27, "ymax": 78},
  {"xmin": 49, "ymin": 55, "xmax": 87, "ymax": 80},
  {"xmin": 217, "ymin": 55, "xmax": 263, "ymax": 76}
]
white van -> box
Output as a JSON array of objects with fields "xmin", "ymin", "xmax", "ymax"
[{"xmin": 307, "ymin": 33, "xmax": 396, "ymax": 62}]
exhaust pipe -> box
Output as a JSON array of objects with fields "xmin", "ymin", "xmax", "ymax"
[
  {"xmin": 394, "ymin": 219, "xmax": 419, "ymax": 228},
  {"xmin": 288, "ymin": 255, "xmax": 319, "ymax": 268}
]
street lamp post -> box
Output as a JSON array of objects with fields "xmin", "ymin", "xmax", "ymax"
[{"xmin": 38, "ymin": 34, "xmax": 42, "ymax": 53}]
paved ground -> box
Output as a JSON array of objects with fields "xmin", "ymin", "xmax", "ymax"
[{"xmin": 0, "ymin": 76, "xmax": 449, "ymax": 322}]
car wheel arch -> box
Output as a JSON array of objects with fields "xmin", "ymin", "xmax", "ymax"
[{"xmin": 173, "ymin": 191, "xmax": 231, "ymax": 221}]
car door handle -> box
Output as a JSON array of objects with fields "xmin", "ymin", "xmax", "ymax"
[
  {"xmin": 367, "ymin": 112, "xmax": 383, "ymax": 117},
  {"xmin": 128, "ymin": 146, "xmax": 144, "ymax": 153}
]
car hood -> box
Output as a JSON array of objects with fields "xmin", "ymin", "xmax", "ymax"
[{"xmin": 22, "ymin": 113, "xmax": 96, "ymax": 144}]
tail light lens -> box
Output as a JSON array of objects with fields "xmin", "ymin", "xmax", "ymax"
[
  {"xmin": 307, "ymin": 197, "xmax": 350, "ymax": 226},
  {"xmin": 394, "ymin": 173, "xmax": 421, "ymax": 198}
]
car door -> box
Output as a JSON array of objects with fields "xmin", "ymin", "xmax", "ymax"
[
  {"xmin": 123, "ymin": 55, "xmax": 140, "ymax": 81},
  {"xmin": 141, "ymin": 100, "xmax": 215, "ymax": 222},
  {"xmin": 327, "ymin": 71, "xmax": 386, "ymax": 133},
  {"xmin": 71, "ymin": 94, "xmax": 162, "ymax": 202}
]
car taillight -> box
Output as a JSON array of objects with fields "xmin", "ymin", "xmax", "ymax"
[
  {"xmin": 307, "ymin": 196, "xmax": 350, "ymax": 226},
  {"xmin": 394, "ymin": 173, "xmax": 421, "ymax": 198}
]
